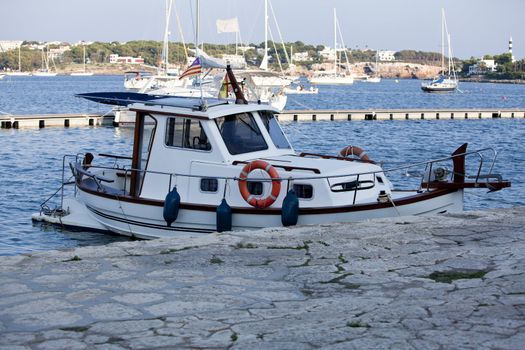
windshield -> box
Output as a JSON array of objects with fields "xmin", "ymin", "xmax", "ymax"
[
  {"xmin": 259, "ymin": 111, "xmax": 291, "ymax": 149},
  {"xmin": 216, "ymin": 112, "xmax": 268, "ymax": 155}
]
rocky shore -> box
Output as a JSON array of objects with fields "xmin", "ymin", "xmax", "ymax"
[{"xmin": 1, "ymin": 207, "xmax": 524, "ymax": 349}]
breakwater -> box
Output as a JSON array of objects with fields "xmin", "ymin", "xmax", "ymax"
[{"xmin": 1, "ymin": 207, "xmax": 524, "ymax": 349}]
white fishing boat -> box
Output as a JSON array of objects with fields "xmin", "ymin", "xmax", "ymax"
[
  {"xmin": 421, "ymin": 8, "xmax": 458, "ymax": 93},
  {"xmin": 0, "ymin": 74, "xmax": 5, "ymax": 80},
  {"xmin": 33, "ymin": 66, "xmax": 510, "ymax": 239},
  {"xmin": 310, "ymin": 8, "xmax": 354, "ymax": 86},
  {"xmin": 70, "ymin": 45, "xmax": 94, "ymax": 76}
]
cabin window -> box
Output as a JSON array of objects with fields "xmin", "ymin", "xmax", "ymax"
[
  {"xmin": 330, "ymin": 180, "xmax": 375, "ymax": 192},
  {"xmin": 200, "ymin": 178, "xmax": 218, "ymax": 192},
  {"xmin": 215, "ymin": 113, "xmax": 268, "ymax": 155},
  {"xmin": 165, "ymin": 117, "xmax": 211, "ymax": 151},
  {"xmin": 259, "ymin": 111, "xmax": 291, "ymax": 149},
  {"xmin": 293, "ymin": 184, "xmax": 313, "ymax": 199}
]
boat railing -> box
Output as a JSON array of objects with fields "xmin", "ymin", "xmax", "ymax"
[
  {"xmin": 39, "ymin": 146, "xmax": 506, "ymax": 217},
  {"xmin": 73, "ymin": 146, "xmax": 505, "ymax": 196}
]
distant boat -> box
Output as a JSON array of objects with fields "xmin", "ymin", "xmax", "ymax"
[
  {"xmin": 283, "ymin": 85, "xmax": 319, "ymax": 94},
  {"xmin": 421, "ymin": 8, "xmax": 457, "ymax": 93},
  {"xmin": 34, "ymin": 46, "xmax": 57, "ymax": 77},
  {"xmin": 0, "ymin": 74, "xmax": 5, "ymax": 80},
  {"xmin": 7, "ymin": 46, "xmax": 31, "ymax": 76},
  {"xmin": 71, "ymin": 45, "xmax": 94, "ymax": 76},
  {"xmin": 310, "ymin": 8, "xmax": 354, "ymax": 85}
]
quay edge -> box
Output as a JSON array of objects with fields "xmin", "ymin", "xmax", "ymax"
[{"xmin": 1, "ymin": 207, "xmax": 524, "ymax": 349}]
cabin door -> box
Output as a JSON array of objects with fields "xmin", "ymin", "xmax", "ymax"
[{"xmin": 130, "ymin": 112, "xmax": 156, "ymax": 197}]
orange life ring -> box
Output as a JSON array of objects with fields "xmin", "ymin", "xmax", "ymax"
[
  {"xmin": 238, "ymin": 160, "xmax": 281, "ymax": 209},
  {"xmin": 339, "ymin": 145, "xmax": 372, "ymax": 162}
]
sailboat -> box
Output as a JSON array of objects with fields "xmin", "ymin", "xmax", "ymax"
[
  {"xmin": 310, "ymin": 8, "xmax": 354, "ymax": 85},
  {"xmin": 71, "ymin": 44, "xmax": 94, "ymax": 76},
  {"xmin": 33, "ymin": 46, "xmax": 57, "ymax": 77},
  {"xmin": 421, "ymin": 8, "xmax": 458, "ymax": 93},
  {"xmin": 7, "ymin": 45, "xmax": 31, "ymax": 76}
]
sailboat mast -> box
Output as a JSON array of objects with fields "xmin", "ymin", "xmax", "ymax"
[
  {"xmin": 333, "ymin": 8, "xmax": 337, "ymax": 75},
  {"xmin": 162, "ymin": 0, "xmax": 173, "ymax": 73},
  {"xmin": 195, "ymin": 0, "xmax": 200, "ymax": 53},
  {"xmin": 18, "ymin": 45, "xmax": 22, "ymax": 72},
  {"xmin": 83, "ymin": 45, "xmax": 86, "ymax": 72},
  {"xmin": 441, "ymin": 8, "xmax": 445, "ymax": 74},
  {"xmin": 264, "ymin": 0, "xmax": 268, "ymax": 71}
]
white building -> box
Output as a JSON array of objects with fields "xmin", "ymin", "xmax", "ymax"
[
  {"xmin": 292, "ymin": 52, "xmax": 311, "ymax": 62},
  {"xmin": 0, "ymin": 40, "xmax": 23, "ymax": 52},
  {"xmin": 109, "ymin": 54, "xmax": 144, "ymax": 64},
  {"xmin": 468, "ymin": 59, "xmax": 497, "ymax": 75},
  {"xmin": 377, "ymin": 50, "xmax": 396, "ymax": 61},
  {"xmin": 49, "ymin": 45, "xmax": 71, "ymax": 59},
  {"xmin": 319, "ymin": 47, "xmax": 335, "ymax": 61},
  {"xmin": 237, "ymin": 46, "xmax": 255, "ymax": 53}
]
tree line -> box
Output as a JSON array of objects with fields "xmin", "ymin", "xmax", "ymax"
[{"xmin": 1, "ymin": 40, "xmax": 523, "ymax": 79}]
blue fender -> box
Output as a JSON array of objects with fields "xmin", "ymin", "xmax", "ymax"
[
  {"xmin": 163, "ymin": 187, "xmax": 180, "ymax": 227},
  {"xmin": 281, "ymin": 190, "xmax": 299, "ymax": 226},
  {"xmin": 216, "ymin": 198, "xmax": 232, "ymax": 232}
]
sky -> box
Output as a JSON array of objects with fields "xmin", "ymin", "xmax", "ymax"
[{"xmin": 1, "ymin": 0, "xmax": 523, "ymax": 59}]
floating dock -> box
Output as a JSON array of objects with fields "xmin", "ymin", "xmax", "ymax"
[
  {"xmin": 0, "ymin": 113, "xmax": 113, "ymax": 129},
  {"xmin": 279, "ymin": 108, "xmax": 525, "ymax": 121},
  {"xmin": 1, "ymin": 109, "xmax": 525, "ymax": 129}
]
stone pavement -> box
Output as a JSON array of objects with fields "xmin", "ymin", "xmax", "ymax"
[{"xmin": 1, "ymin": 207, "xmax": 524, "ymax": 349}]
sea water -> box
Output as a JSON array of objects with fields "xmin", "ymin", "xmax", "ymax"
[{"xmin": 0, "ymin": 76, "xmax": 524, "ymax": 255}]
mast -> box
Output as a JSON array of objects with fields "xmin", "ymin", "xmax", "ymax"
[
  {"xmin": 195, "ymin": 0, "xmax": 200, "ymax": 54},
  {"xmin": 333, "ymin": 8, "xmax": 337, "ymax": 76},
  {"xmin": 18, "ymin": 45, "xmax": 22, "ymax": 72},
  {"xmin": 264, "ymin": 0, "xmax": 268, "ymax": 71},
  {"xmin": 161, "ymin": 0, "xmax": 173, "ymax": 74},
  {"xmin": 441, "ymin": 8, "xmax": 445, "ymax": 74},
  {"xmin": 83, "ymin": 45, "xmax": 86, "ymax": 73}
]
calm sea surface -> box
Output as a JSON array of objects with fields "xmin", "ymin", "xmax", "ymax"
[{"xmin": 1, "ymin": 76, "xmax": 524, "ymax": 255}]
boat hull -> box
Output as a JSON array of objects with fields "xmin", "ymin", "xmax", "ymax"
[
  {"xmin": 34, "ymin": 187, "xmax": 464, "ymax": 239},
  {"xmin": 421, "ymin": 85, "xmax": 457, "ymax": 93}
]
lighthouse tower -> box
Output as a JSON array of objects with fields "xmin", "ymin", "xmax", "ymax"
[{"xmin": 509, "ymin": 36, "xmax": 515, "ymax": 63}]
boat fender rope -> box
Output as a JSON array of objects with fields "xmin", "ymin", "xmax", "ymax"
[{"xmin": 238, "ymin": 160, "xmax": 281, "ymax": 209}]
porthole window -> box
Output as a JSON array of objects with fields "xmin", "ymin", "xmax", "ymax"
[
  {"xmin": 200, "ymin": 178, "xmax": 218, "ymax": 192},
  {"xmin": 293, "ymin": 184, "xmax": 313, "ymax": 199}
]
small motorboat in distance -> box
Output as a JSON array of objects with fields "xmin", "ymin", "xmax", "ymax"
[
  {"xmin": 33, "ymin": 65, "xmax": 511, "ymax": 239},
  {"xmin": 283, "ymin": 85, "xmax": 319, "ymax": 95}
]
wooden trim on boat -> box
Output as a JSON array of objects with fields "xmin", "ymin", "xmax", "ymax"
[
  {"xmin": 421, "ymin": 181, "xmax": 510, "ymax": 190},
  {"xmin": 299, "ymin": 152, "xmax": 375, "ymax": 164},
  {"xmin": 99, "ymin": 153, "xmax": 133, "ymax": 160},
  {"xmin": 130, "ymin": 112, "xmax": 143, "ymax": 197},
  {"xmin": 77, "ymin": 180, "xmax": 458, "ymax": 215}
]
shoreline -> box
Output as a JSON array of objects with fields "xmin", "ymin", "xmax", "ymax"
[{"xmin": 1, "ymin": 207, "xmax": 524, "ymax": 348}]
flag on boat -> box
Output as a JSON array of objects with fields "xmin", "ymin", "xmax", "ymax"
[
  {"xmin": 179, "ymin": 57, "xmax": 202, "ymax": 79},
  {"xmin": 216, "ymin": 17, "xmax": 239, "ymax": 34}
]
